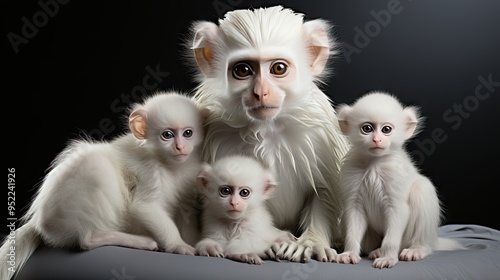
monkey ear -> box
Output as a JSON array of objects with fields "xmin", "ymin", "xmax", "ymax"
[
  {"xmin": 129, "ymin": 109, "xmax": 148, "ymax": 140},
  {"xmin": 192, "ymin": 21, "xmax": 219, "ymax": 76},
  {"xmin": 196, "ymin": 163, "xmax": 213, "ymax": 194},
  {"xmin": 262, "ymin": 172, "xmax": 277, "ymax": 199},
  {"xmin": 403, "ymin": 106, "xmax": 420, "ymax": 139},
  {"xmin": 303, "ymin": 19, "xmax": 332, "ymax": 76},
  {"xmin": 336, "ymin": 105, "xmax": 352, "ymax": 135}
]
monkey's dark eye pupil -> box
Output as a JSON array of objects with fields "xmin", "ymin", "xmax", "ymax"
[
  {"xmin": 382, "ymin": 126, "xmax": 392, "ymax": 134},
  {"xmin": 219, "ymin": 186, "xmax": 232, "ymax": 196},
  {"xmin": 271, "ymin": 62, "xmax": 287, "ymax": 75},
  {"xmin": 183, "ymin": 129, "xmax": 193, "ymax": 138},
  {"xmin": 233, "ymin": 64, "xmax": 253, "ymax": 78},
  {"xmin": 361, "ymin": 125, "xmax": 373, "ymax": 133},
  {"xmin": 239, "ymin": 188, "xmax": 250, "ymax": 197},
  {"xmin": 161, "ymin": 130, "xmax": 174, "ymax": 140}
]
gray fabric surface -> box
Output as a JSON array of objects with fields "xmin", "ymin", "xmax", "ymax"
[{"xmin": 15, "ymin": 224, "xmax": 500, "ymax": 280}]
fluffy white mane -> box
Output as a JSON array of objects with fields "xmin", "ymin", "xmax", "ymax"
[{"xmin": 219, "ymin": 6, "xmax": 305, "ymax": 49}]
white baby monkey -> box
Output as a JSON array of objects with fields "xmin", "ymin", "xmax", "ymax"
[
  {"xmin": 0, "ymin": 91, "xmax": 204, "ymax": 280},
  {"xmin": 335, "ymin": 91, "xmax": 464, "ymax": 269},
  {"xmin": 195, "ymin": 155, "xmax": 295, "ymax": 265}
]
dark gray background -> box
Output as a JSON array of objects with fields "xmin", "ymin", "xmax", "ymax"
[{"xmin": 2, "ymin": 0, "xmax": 499, "ymax": 235}]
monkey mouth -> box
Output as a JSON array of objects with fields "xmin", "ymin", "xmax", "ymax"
[
  {"xmin": 368, "ymin": 147, "xmax": 387, "ymax": 156},
  {"xmin": 172, "ymin": 154, "xmax": 189, "ymax": 161},
  {"xmin": 227, "ymin": 210, "xmax": 243, "ymax": 218},
  {"xmin": 246, "ymin": 105, "xmax": 280, "ymax": 120}
]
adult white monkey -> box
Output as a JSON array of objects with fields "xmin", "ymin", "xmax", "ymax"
[{"xmin": 186, "ymin": 5, "xmax": 350, "ymax": 262}]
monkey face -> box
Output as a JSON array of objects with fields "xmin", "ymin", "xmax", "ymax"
[
  {"xmin": 358, "ymin": 122, "xmax": 394, "ymax": 156},
  {"xmin": 227, "ymin": 55, "xmax": 297, "ymax": 121}
]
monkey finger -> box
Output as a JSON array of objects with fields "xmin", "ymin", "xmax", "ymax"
[
  {"xmin": 207, "ymin": 246, "xmax": 224, "ymax": 257},
  {"xmin": 264, "ymin": 248, "xmax": 278, "ymax": 260},
  {"xmin": 279, "ymin": 242, "xmax": 298, "ymax": 260},
  {"xmin": 288, "ymin": 245, "xmax": 307, "ymax": 262},
  {"xmin": 275, "ymin": 242, "xmax": 292, "ymax": 259},
  {"xmin": 313, "ymin": 246, "xmax": 337, "ymax": 262},
  {"xmin": 324, "ymin": 247, "xmax": 337, "ymax": 262},
  {"xmin": 270, "ymin": 242, "xmax": 284, "ymax": 254},
  {"xmin": 302, "ymin": 246, "xmax": 313, "ymax": 263}
]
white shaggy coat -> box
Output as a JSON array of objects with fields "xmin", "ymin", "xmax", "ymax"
[{"xmin": 0, "ymin": 92, "xmax": 204, "ymax": 279}]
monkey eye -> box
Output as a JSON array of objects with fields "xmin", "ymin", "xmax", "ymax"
[
  {"xmin": 233, "ymin": 63, "xmax": 254, "ymax": 79},
  {"xmin": 270, "ymin": 61, "xmax": 288, "ymax": 76},
  {"xmin": 239, "ymin": 188, "xmax": 251, "ymax": 198},
  {"xmin": 219, "ymin": 186, "xmax": 232, "ymax": 197},
  {"xmin": 381, "ymin": 125, "xmax": 393, "ymax": 135},
  {"xmin": 183, "ymin": 129, "xmax": 193, "ymax": 138},
  {"xmin": 361, "ymin": 124, "xmax": 373, "ymax": 134},
  {"xmin": 161, "ymin": 130, "xmax": 175, "ymax": 140}
]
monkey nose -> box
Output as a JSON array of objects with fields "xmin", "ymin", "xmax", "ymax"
[{"xmin": 253, "ymin": 78, "xmax": 269, "ymax": 99}]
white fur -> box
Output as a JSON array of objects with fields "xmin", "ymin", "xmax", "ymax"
[
  {"xmin": 187, "ymin": 5, "xmax": 350, "ymax": 262},
  {"xmin": 336, "ymin": 91, "xmax": 464, "ymax": 269},
  {"xmin": 0, "ymin": 91, "xmax": 204, "ymax": 279},
  {"xmin": 195, "ymin": 155, "xmax": 294, "ymax": 265}
]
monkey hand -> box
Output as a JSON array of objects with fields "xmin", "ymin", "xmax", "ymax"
[
  {"xmin": 368, "ymin": 248, "xmax": 399, "ymax": 268},
  {"xmin": 195, "ymin": 239, "xmax": 225, "ymax": 258},
  {"xmin": 336, "ymin": 251, "xmax": 361, "ymax": 264},
  {"xmin": 372, "ymin": 256, "xmax": 398, "ymax": 269},
  {"xmin": 267, "ymin": 238, "xmax": 337, "ymax": 263},
  {"xmin": 170, "ymin": 242, "xmax": 196, "ymax": 255}
]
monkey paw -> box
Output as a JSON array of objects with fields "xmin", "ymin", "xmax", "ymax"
[
  {"xmin": 372, "ymin": 257, "xmax": 398, "ymax": 269},
  {"xmin": 128, "ymin": 236, "xmax": 158, "ymax": 251},
  {"xmin": 400, "ymin": 247, "xmax": 428, "ymax": 261},
  {"xmin": 368, "ymin": 248, "xmax": 382, "ymax": 259},
  {"xmin": 226, "ymin": 253, "xmax": 264, "ymax": 265},
  {"xmin": 265, "ymin": 240, "xmax": 306, "ymax": 262},
  {"xmin": 143, "ymin": 239, "xmax": 159, "ymax": 251},
  {"xmin": 195, "ymin": 240, "xmax": 224, "ymax": 258},
  {"xmin": 310, "ymin": 243, "xmax": 337, "ymax": 262},
  {"xmin": 267, "ymin": 239, "xmax": 336, "ymax": 263},
  {"xmin": 171, "ymin": 243, "xmax": 196, "ymax": 255},
  {"xmin": 336, "ymin": 252, "xmax": 361, "ymax": 264}
]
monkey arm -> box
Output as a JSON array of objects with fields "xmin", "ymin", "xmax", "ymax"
[
  {"xmin": 299, "ymin": 190, "xmax": 340, "ymax": 263},
  {"xmin": 130, "ymin": 199, "xmax": 195, "ymax": 255}
]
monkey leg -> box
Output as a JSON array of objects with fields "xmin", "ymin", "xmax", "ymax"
[
  {"xmin": 130, "ymin": 201, "xmax": 196, "ymax": 255},
  {"xmin": 399, "ymin": 176, "xmax": 440, "ymax": 261},
  {"xmin": 36, "ymin": 145, "xmax": 131, "ymax": 249},
  {"xmin": 370, "ymin": 202, "xmax": 410, "ymax": 269},
  {"xmin": 80, "ymin": 231, "xmax": 158, "ymax": 251},
  {"xmin": 337, "ymin": 206, "xmax": 367, "ymax": 264}
]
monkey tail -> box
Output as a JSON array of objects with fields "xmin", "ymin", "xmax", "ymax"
[
  {"xmin": 436, "ymin": 237, "xmax": 465, "ymax": 251},
  {"xmin": 0, "ymin": 220, "xmax": 41, "ymax": 280}
]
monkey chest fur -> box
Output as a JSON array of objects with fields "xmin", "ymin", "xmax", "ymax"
[{"xmin": 354, "ymin": 159, "xmax": 412, "ymax": 233}]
